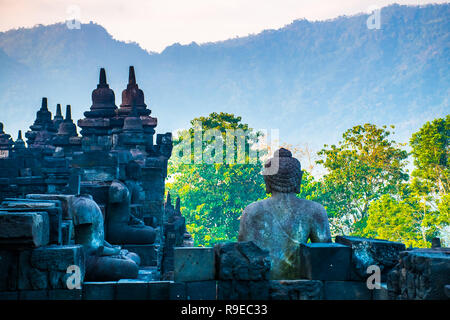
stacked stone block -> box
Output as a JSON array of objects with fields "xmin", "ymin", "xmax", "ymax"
[
  {"xmin": 296, "ymin": 242, "xmax": 362, "ymax": 300},
  {"xmin": 173, "ymin": 247, "xmax": 216, "ymax": 300},
  {"xmin": 0, "ymin": 211, "xmax": 49, "ymax": 247},
  {"xmin": 269, "ymin": 280, "xmax": 323, "ymax": 300},
  {"xmin": 215, "ymin": 241, "xmax": 271, "ymax": 300},
  {"xmin": 387, "ymin": 248, "xmax": 450, "ymax": 300},
  {"xmin": 83, "ymin": 280, "xmax": 177, "ymax": 300},
  {"xmin": 1, "ymin": 199, "xmax": 63, "ymax": 245},
  {"xmin": 25, "ymin": 194, "xmax": 75, "ymax": 246},
  {"xmin": 335, "ymin": 236, "xmax": 406, "ymax": 282},
  {"xmin": 0, "ymin": 201, "xmax": 85, "ymax": 300},
  {"xmin": 299, "ymin": 243, "xmax": 351, "ymax": 281}
]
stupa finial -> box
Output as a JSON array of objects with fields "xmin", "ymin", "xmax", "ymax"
[
  {"xmin": 65, "ymin": 105, "xmax": 72, "ymax": 121},
  {"xmin": 56, "ymin": 104, "xmax": 62, "ymax": 117},
  {"xmin": 41, "ymin": 97, "xmax": 48, "ymax": 111},
  {"xmin": 129, "ymin": 66, "xmax": 136, "ymax": 85},
  {"xmin": 99, "ymin": 68, "xmax": 107, "ymax": 86}
]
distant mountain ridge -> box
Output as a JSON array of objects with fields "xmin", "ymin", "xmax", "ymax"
[{"xmin": 0, "ymin": 4, "xmax": 448, "ymax": 153}]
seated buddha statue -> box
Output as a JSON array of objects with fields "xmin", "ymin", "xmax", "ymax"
[
  {"xmin": 71, "ymin": 194, "xmax": 140, "ymax": 281},
  {"xmin": 105, "ymin": 161, "xmax": 157, "ymax": 244},
  {"xmin": 238, "ymin": 148, "xmax": 331, "ymax": 280}
]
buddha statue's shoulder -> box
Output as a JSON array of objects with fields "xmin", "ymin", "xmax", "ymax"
[
  {"xmin": 294, "ymin": 198, "xmax": 328, "ymax": 222},
  {"xmin": 240, "ymin": 200, "xmax": 272, "ymax": 229},
  {"xmin": 109, "ymin": 180, "xmax": 129, "ymax": 203},
  {"xmin": 243, "ymin": 198, "xmax": 271, "ymax": 215},
  {"xmin": 239, "ymin": 199, "xmax": 271, "ymax": 241},
  {"xmin": 295, "ymin": 197, "xmax": 325, "ymax": 210},
  {"xmin": 293, "ymin": 197, "xmax": 326, "ymax": 211}
]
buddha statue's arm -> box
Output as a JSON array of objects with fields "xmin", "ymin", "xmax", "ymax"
[
  {"xmin": 74, "ymin": 224, "xmax": 103, "ymax": 256},
  {"xmin": 101, "ymin": 246, "xmax": 121, "ymax": 256},
  {"xmin": 309, "ymin": 206, "xmax": 332, "ymax": 243},
  {"xmin": 129, "ymin": 212, "xmax": 145, "ymax": 226},
  {"xmin": 108, "ymin": 181, "xmax": 125, "ymax": 204},
  {"xmin": 74, "ymin": 224, "xmax": 121, "ymax": 256},
  {"xmin": 102, "ymin": 240, "xmax": 121, "ymax": 256},
  {"xmin": 238, "ymin": 209, "xmax": 249, "ymax": 242}
]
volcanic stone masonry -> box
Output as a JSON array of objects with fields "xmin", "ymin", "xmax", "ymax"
[
  {"xmin": 0, "ymin": 66, "xmax": 191, "ymax": 299},
  {"xmin": 0, "ymin": 66, "xmax": 448, "ymax": 300}
]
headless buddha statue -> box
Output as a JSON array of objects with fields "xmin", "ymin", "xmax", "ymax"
[
  {"xmin": 106, "ymin": 161, "xmax": 157, "ymax": 244},
  {"xmin": 71, "ymin": 194, "xmax": 140, "ymax": 281},
  {"xmin": 124, "ymin": 160, "xmax": 145, "ymax": 205},
  {"xmin": 238, "ymin": 148, "xmax": 331, "ymax": 279}
]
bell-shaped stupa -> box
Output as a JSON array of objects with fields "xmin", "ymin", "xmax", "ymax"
[
  {"xmin": 58, "ymin": 105, "xmax": 78, "ymax": 137},
  {"xmin": 0, "ymin": 122, "xmax": 14, "ymax": 155},
  {"xmin": 14, "ymin": 130, "xmax": 26, "ymax": 150},
  {"xmin": 29, "ymin": 97, "xmax": 57, "ymax": 132},
  {"xmin": 53, "ymin": 104, "xmax": 64, "ymax": 130},
  {"xmin": 119, "ymin": 66, "xmax": 150, "ymax": 117},
  {"xmin": 84, "ymin": 68, "xmax": 117, "ymax": 118},
  {"xmin": 26, "ymin": 97, "xmax": 57, "ymax": 148}
]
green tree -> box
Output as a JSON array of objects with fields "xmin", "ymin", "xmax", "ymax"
[
  {"xmin": 167, "ymin": 112, "xmax": 266, "ymax": 246},
  {"xmin": 362, "ymin": 116, "xmax": 449, "ymax": 247},
  {"xmin": 363, "ymin": 194, "xmax": 427, "ymax": 248},
  {"xmin": 409, "ymin": 115, "xmax": 449, "ymax": 245},
  {"xmin": 363, "ymin": 191, "xmax": 445, "ymax": 248},
  {"xmin": 316, "ymin": 123, "xmax": 409, "ymax": 235},
  {"xmin": 437, "ymin": 194, "xmax": 450, "ymax": 245},
  {"xmin": 410, "ymin": 115, "xmax": 449, "ymax": 197}
]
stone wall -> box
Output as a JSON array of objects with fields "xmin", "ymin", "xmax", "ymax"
[
  {"xmin": 2, "ymin": 235, "xmax": 449, "ymax": 300},
  {"xmin": 0, "ymin": 198, "xmax": 85, "ymax": 300},
  {"xmin": 388, "ymin": 248, "xmax": 450, "ymax": 300}
]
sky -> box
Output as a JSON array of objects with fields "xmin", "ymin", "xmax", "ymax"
[{"xmin": 0, "ymin": 0, "xmax": 448, "ymax": 52}]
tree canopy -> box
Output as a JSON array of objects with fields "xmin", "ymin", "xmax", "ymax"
[
  {"xmin": 316, "ymin": 123, "xmax": 409, "ymax": 235},
  {"xmin": 167, "ymin": 112, "xmax": 266, "ymax": 246}
]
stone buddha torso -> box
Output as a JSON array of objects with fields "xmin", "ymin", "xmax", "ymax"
[
  {"xmin": 71, "ymin": 194, "xmax": 140, "ymax": 281},
  {"xmin": 239, "ymin": 193, "xmax": 331, "ymax": 279},
  {"xmin": 72, "ymin": 194, "xmax": 105, "ymax": 254},
  {"xmin": 108, "ymin": 180, "xmax": 131, "ymax": 224},
  {"xmin": 106, "ymin": 179, "xmax": 156, "ymax": 244},
  {"xmin": 125, "ymin": 180, "xmax": 144, "ymax": 205}
]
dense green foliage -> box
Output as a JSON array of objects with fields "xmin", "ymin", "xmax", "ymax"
[
  {"xmin": 410, "ymin": 115, "xmax": 449, "ymax": 197},
  {"xmin": 364, "ymin": 195, "xmax": 448, "ymax": 248},
  {"xmin": 167, "ymin": 113, "xmax": 267, "ymax": 246},
  {"xmin": 362, "ymin": 194, "xmax": 429, "ymax": 248},
  {"xmin": 316, "ymin": 124, "xmax": 409, "ymax": 235},
  {"xmin": 316, "ymin": 118, "xmax": 449, "ymax": 247}
]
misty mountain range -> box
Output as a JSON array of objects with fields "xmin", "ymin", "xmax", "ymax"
[{"xmin": 0, "ymin": 3, "xmax": 448, "ymax": 157}]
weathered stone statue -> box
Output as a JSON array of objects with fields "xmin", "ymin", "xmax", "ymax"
[
  {"xmin": 106, "ymin": 165, "xmax": 157, "ymax": 244},
  {"xmin": 71, "ymin": 194, "xmax": 140, "ymax": 281},
  {"xmin": 124, "ymin": 160, "xmax": 145, "ymax": 205},
  {"xmin": 238, "ymin": 148, "xmax": 331, "ymax": 279}
]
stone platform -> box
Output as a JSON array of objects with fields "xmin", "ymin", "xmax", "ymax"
[{"xmin": 0, "ymin": 238, "xmax": 448, "ymax": 300}]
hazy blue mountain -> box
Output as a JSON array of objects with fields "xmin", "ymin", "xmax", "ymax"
[{"xmin": 0, "ymin": 4, "xmax": 448, "ymax": 153}]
